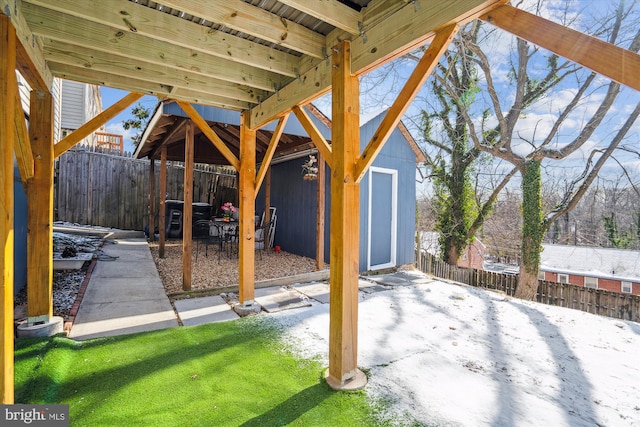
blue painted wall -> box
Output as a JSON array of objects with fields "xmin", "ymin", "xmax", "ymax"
[
  {"xmin": 14, "ymin": 160, "xmax": 28, "ymax": 296},
  {"xmin": 257, "ymin": 111, "xmax": 418, "ymax": 271}
]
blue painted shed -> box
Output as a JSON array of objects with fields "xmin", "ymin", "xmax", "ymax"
[
  {"xmin": 257, "ymin": 110, "xmax": 425, "ymax": 272},
  {"xmin": 138, "ymin": 102, "xmax": 424, "ymax": 272}
]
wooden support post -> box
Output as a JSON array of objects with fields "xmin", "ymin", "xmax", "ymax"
[
  {"xmin": 326, "ymin": 40, "xmax": 366, "ymax": 390},
  {"xmin": 316, "ymin": 154, "xmax": 325, "ymax": 270},
  {"xmin": 1, "ymin": 13, "xmax": 17, "ymax": 404},
  {"xmin": 238, "ymin": 111, "xmax": 256, "ymax": 303},
  {"xmin": 26, "ymin": 90, "xmax": 54, "ymax": 324},
  {"xmin": 148, "ymin": 158, "xmax": 155, "ymax": 241},
  {"xmin": 159, "ymin": 146, "xmax": 167, "ymax": 258},
  {"xmin": 264, "ymin": 166, "xmax": 271, "ymax": 228},
  {"xmin": 182, "ymin": 121, "xmax": 194, "ymax": 291}
]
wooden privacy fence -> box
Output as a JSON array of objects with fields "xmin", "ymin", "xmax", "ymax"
[
  {"xmin": 416, "ymin": 249, "xmax": 639, "ymax": 323},
  {"xmin": 55, "ymin": 145, "xmax": 237, "ymax": 231}
]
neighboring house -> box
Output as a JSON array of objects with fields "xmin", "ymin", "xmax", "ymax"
[
  {"xmin": 539, "ymin": 244, "xmax": 640, "ymax": 295},
  {"xmin": 419, "ymin": 231, "xmax": 488, "ymax": 270},
  {"xmin": 59, "ymin": 79, "xmax": 107, "ymax": 148},
  {"xmin": 262, "ymin": 110, "xmax": 426, "ymax": 272}
]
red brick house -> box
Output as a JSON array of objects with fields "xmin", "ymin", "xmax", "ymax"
[{"xmin": 539, "ymin": 244, "xmax": 640, "ymax": 295}]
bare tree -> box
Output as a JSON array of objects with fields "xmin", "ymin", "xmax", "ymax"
[{"xmin": 458, "ymin": 1, "xmax": 640, "ymax": 299}]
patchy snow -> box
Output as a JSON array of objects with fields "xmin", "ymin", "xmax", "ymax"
[{"xmin": 269, "ymin": 276, "xmax": 640, "ymax": 427}]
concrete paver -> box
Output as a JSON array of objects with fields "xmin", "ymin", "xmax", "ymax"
[
  {"xmin": 293, "ymin": 282, "xmax": 330, "ymax": 304},
  {"xmin": 254, "ymin": 286, "xmax": 312, "ymax": 313},
  {"xmin": 173, "ymin": 296, "xmax": 239, "ymax": 326}
]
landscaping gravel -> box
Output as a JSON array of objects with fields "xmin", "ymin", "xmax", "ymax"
[{"xmin": 148, "ymin": 240, "xmax": 320, "ymax": 295}]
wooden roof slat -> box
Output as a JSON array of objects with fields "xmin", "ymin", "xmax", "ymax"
[
  {"xmin": 152, "ymin": 0, "xmax": 325, "ymax": 58},
  {"xmin": 22, "ymin": 0, "xmax": 300, "ymax": 78},
  {"xmin": 277, "ymin": 0, "xmax": 361, "ymax": 35},
  {"xmin": 43, "ymin": 40, "xmax": 262, "ymax": 102},
  {"xmin": 23, "ymin": 2, "xmax": 286, "ymax": 96},
  {"xmin": 47, "ymin": 62, "xmax": 252, "ymax": 110}
]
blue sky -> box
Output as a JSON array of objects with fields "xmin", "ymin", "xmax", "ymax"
[{"xmin": 100, "ymin": 88, "xmax": 157, "ymax": 153}]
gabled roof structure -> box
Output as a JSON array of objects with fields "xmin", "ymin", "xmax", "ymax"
[
  {"xmin": 3, "ymin": 0, "xmax": 640, "ymax": 400},
  {"xmin": 134, "ymin": 101, "xmax": 331, "ymax": 165}
]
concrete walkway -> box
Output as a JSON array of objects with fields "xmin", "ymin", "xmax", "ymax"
[
  {"xmin": 69, "ymin": 237, "xmax": 179, "ymax": 340},
  {"xmin": 68, "ymin": 234, "xmax": 428, "ymax": 339}
]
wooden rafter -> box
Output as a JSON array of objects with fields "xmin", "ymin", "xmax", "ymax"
[
  {"xmin": 355, "ymin": 24, "xmax": 459, "ymax": 183},
  {"xmin": 155, "ymin": 0, "xmax": 325, "ymax": 58},
  {"xmin": 255, "ymin": 115, "xmax": 288, "ymax": 197},
  {"xmin": 22, "ymin": 0, "xmax": 299, "ymax": 77},
  {"xmin": 48, "ymin": 63, "xmax": 251, "ymax": 111},
  {"xmin": 481, "ymin": 4, "xmax": 640, "ymax": 92},
  {"xmin": 54, "ymin": 91, "xmax": 143, "ymax": 158},
  {"xmin": 292, "ymin": 105, "xmax": 333, "ymax": 168},
  {"xmin": 277, "ymin": 0, "xmax": 361, "ymax": 34},
  {"xmin": 42, "ymin": 37, "xmax": 275, "ymax": 96},
  {"xmin": 176, "ymin": 100, "xmax": 241, "ymax": 171},
  {"xmin": 23, "ymin": 3, "xmax": 282, "ymax": 95}
]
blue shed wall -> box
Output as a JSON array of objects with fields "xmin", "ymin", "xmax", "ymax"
[
  {"xmin": 359, "ymin": 113, "xmax": 417, "ymax": 268},
  {"xmin": 257, "ymin": 113, "xmax": 417, "ymax": 271},
  {"xmin": 14, "ymin": 161, "xmax": 28, "ymax": 296}
]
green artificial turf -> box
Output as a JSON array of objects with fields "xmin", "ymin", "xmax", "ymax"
[{"xmin": 14, "ymin": 316, "xmax": 391, "ymax": 427}]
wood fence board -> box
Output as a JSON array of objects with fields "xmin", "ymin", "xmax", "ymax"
[{"xmin": 55, "ymin": 145, "xmax": 237, "ymax": 231}]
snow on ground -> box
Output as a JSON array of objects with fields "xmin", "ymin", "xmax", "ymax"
[{"xmin": 269, "ymin": 275, "xmax": 640, "ymax": 427}]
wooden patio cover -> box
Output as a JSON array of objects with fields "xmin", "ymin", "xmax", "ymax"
[{"xmin": 2, "ymin": 0, "xmax": 640, "ymax": 401}]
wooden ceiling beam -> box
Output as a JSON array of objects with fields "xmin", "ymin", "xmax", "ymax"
[
  {"xmin": 23, "ymin": 2, "xmax": 287, "ymax": 95},
  {"xmin": 157, "ymin": 0, "xmax": 325, "ymax": 58},
  {"xmin": 48, "ymin": 63, "xmax": 252, "ymax": 111},
  {"xmin": 277, "ymin": 0, "xmax": 361, "ymax": 35},
  {"xmin": 44, "ymin": 42, "xmax": 262, "ymax": 103},
  {"xmin": 481, "ymin": 4, "xmax": 640, "ymax": 92},
  {"xmin": 21, "ymin": 0, "xmax": 299, "ymax": 77},
  {"xmin": 250, "ymin": 0, "xmax": 508, "ymax": 128},
  {"xmin": 0, "ymin": 0, "xmax": 52, "ymax": 90}
]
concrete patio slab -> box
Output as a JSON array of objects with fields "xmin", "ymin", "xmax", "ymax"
[
  {"xmin": 294, "ymin": 282, "xmax": 330, "ymax": 304},
  {"xmin": 69, "ymin": 237, "xmax": 179, "ymax": 340},
  {"xmin": 174, "ymin": 295, "xmax": 239, "ymax": 326},
  {"xmin": 254, "ymin": 286, "xmax": 312, "ymax": 313}
]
